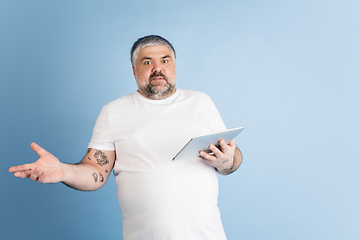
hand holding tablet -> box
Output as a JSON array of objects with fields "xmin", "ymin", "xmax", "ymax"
[{"xmin": 172, "ymin": 127, "xmax": 244, "ymax": 160}]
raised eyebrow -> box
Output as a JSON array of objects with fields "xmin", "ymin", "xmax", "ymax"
[
  {"xmin": 140, "ymin": 57, "xmax": 153, "ymax": 62},
  {"xmin": 141, "ymin": 55, "xmax": 171, "ymax": 62}
]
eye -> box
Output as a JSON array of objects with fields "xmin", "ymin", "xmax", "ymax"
[
  {"xmin": 144, "ymin": 61, "xmax": 152, "ymax": 65},
  {"xmin": 162, "ymin": 59, "xmax": 169, "ymax": 63}
]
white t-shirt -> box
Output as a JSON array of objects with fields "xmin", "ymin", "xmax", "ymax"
[{"xmin": 89, "ymin": 89, "xmax": 227, "ymax": 240}]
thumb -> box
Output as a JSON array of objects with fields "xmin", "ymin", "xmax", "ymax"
[
  {"xmin": 228, "ymin": 139, "xmax": 236, "ymax": 147},
  {"xmin": 30, "ymin": 142, "xmax": 48, "ymax": 157}
]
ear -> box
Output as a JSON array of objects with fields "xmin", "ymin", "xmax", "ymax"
[{"xmin": 132, "ymin": 65, "xmax": 136, "ymax": 77}]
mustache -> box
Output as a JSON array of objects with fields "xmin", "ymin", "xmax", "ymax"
[{"xmin": 149, "ymin": 71, "xmax": 167, "ymax": 80}]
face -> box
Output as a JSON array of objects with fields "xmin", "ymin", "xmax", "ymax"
[{"xmin": 133, "ymin": 44, "xmax": 176, "ymax": 100}]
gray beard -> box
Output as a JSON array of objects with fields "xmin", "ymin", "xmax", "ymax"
[
  {"xmin": 143, "ymin": 80, "xmax": 176, "ymax": 100},
  {"xmin": 138, "ymin": 71, "xmax": 176, "ymax": 100}
]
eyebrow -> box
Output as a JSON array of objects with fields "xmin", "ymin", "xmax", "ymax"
[{"xmin": 140, "ymin": 55, "xmax": 172, "ymax": 62}]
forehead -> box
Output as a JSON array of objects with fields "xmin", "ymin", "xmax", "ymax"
[{"xmin": 137, "ymin": 45, "xmax": 174, "ymax": 60}]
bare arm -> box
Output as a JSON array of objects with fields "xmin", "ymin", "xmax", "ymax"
[
  {"xmin": 199, "ymin": 139, "xmax": 242, "ymax": 175},
  {"xmin": 8, "ymin": 142, "xmax": 116, "ymax": 191},
  {"xmin": 62, "ymin": 148, "xmax": 116, "ymax": 191}
]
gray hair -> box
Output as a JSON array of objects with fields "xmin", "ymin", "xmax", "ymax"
[{"xmin": 130, "ymin": 35, "xmax": 176, "ymax": 66}]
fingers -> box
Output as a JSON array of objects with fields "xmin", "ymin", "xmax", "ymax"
[
  {"xmin": 208, "ymin": 139, "xmax": 232, "ymax": 157},
  {"xmin": 38, "ymin": 172, "xmax": 48, "ymax": 183},
  {"xmin": 29, "ymin": 168, "xmax": 41, "ymax": 181},
  {"xmin": 218, "ymin": 139, "xmax": 236, "ymax": 152},
  {"xmin": 9, "ymin": 163, "xmax": 33, "ymax": 173},
  {"xmin": 13, "ymin": 170, "xmax": 32, "ymax": 178},
  {"xmin": 29, "ymin": 168, "xmax": 48, "ymax": 183},
  {"xmin": 199, "ymin": 141, "xmax": 226, "ymax": 160},
  {"xmin": 209, "ymin": 143, "xmax": 223, "ymax": 157},
  {"xmin": 228, "ymin": 139, "xmax": 236, "ymax": 147},
  {"xmin": 8, "ymin": 142, "xmax": 44, "ymax": 173},
  {"xmin": 9, "ymin": 142, "xmax": 51, "ymax": 183},
  {"xmin": 11, "ymin": 167, "xmax": 48, "ymax": 183},
  {"xmin": 218, "ymin": 140, "xmax": 229, "ymax": 154},
  {"xmin": 199, "ymin": 139, "xmax": 236, "ymax": 162},
  {"xmin": 199, "ymin": 150, "xmax": 217, "ymax": 161}
]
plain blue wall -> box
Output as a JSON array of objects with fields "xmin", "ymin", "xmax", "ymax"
[{"xmin": 1, "ymin": 0, "xmax": 359, "ymax": 239}]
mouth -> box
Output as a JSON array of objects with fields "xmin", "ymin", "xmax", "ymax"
[
  {"xmin": 152, "ymin": 76, "xmax": 164, "ymax": 81},
  {"xmin": 149, "ymin": 72, "xmax": 167, "ymax": 83}
]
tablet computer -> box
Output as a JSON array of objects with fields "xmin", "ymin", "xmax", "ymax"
[{"xmin": 172, "ymin": 127, "xmax": 244, "ymax": 160}]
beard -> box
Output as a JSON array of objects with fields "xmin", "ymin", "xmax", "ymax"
[{"xmin": 137, "ymin": 71, "xmax": 176, "ymax": 100}]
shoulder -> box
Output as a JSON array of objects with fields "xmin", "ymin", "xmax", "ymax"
[
  {"xmin": 178, "ymin": 89, "xmax": 212, "ymax": 101},
  {"xmin": 102, "ymin": 92, "xmax": 138, "ymax": 110}
]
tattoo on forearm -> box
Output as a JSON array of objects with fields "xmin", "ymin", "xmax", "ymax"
[
  {"xmin": 87, "ymin": 149, "xmax": 91, "ymax": 154},
  {"xmin": 87, "ymin": 157, "xmax": 91, "ymax": 161},
  {"xmin": 222, "ymin": 159, "xmax": 229, "ymax": 164},
  {"xmin": 94, "ymin": 150, "xmax": 109, "ymax": 166},
  {"xmin": 105, "ymin": 169, "xmax": 109, "ymax": 174},
  {"xmin": 92, "ymin": 172, "xmax": 98, "ymax": 183},
  {"xmin": 99, "ymin": 172, "xmax": 104, "ymax": 183}
]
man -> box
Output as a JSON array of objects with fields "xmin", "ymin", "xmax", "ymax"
[{"xmin": 9, "ymin": 35, "xmax": 242, "ymax": 239}]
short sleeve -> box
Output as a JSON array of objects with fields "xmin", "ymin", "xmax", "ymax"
[{"xmin": 88, "ymin": 106, "xmax": 116, "ymax": 151}]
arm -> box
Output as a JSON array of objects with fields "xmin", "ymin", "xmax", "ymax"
[
  {"xmin": 199, "ymin": 139, "xmax": 242, "ymax": 175},
  {"xmin": 8, "ymin": 142, "xmax": 116, "ymax": 191}
]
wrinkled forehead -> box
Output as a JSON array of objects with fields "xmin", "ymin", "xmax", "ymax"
[
  {"xmin": 138, "ymin": 45, "xmax": 174, "ymax": 59},
  {"xmin": 132, "ymin": 43, "xmax": 176, "ymax": 65}
]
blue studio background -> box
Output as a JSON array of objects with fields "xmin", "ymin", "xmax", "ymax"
[{"xmin": 1, "ymin": 0, "xmax": 359, "ymax": 239}]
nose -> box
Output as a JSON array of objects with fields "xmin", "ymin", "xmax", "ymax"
[{"xmin": 151, "ymin": 61, "xmax": 163, "ymax": 73}]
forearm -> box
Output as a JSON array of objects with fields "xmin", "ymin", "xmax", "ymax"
[
  {"xmin": 217, "ymin": 147, "xmax": 242, "ymax": 175},
  {"xmin": 61, "ymin": 162, "xmax": 107, "ymax": 191},
  {"xmin": 9, "ymin": 144, "xmax": 115, "ymax": 188}
]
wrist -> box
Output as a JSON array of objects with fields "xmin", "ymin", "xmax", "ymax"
[{"xmin": 60, "ymin": 163, "xmax": 73, "ymax": 183}]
